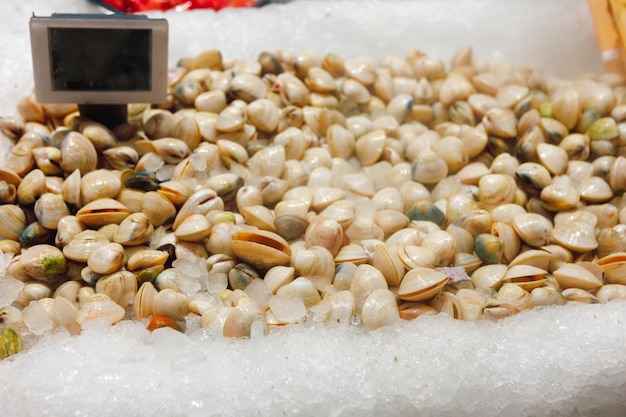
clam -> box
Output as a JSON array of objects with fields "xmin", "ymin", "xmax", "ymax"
[
  {"xmin": 471, "ymin": 264, "xmax": 507, "ymax": 290},
  {"xmin": 512, "ymin": 213, "xmax": 553, "ymax": 247},
  {"xmin": 0, "ymin": 328, "xmax": 23, "ymax": 359},
  {"xmin": 60, "ymin": 132, "xmax": 98, "ymax": 175},
  {"xmin": 76, "ymin": 294, "xmax": 126, "ymax": 326},
  {"xmin": 113, "ymin": 212, "xmax": 154, "ymax": 246},
  {"xmin": 303, "ymin": 218, "xmax": 345, "ymax": 257},
  {"xmin": 231, "ymin": 230, "xmax": 291, "ymax": 270},
  {"xmin": 529, "ymin": 286, "xmax": 567, "ymax": 307},
  {"xmin": 276, "ymin": 277, "xmax": 321, "ymax": 308},
  {"xmin": 103, "ymin": 146, "xmax": 139, "ymax": 170},
  {"xmin": 174, "ymin": 213, "xmax": 212, "ymax": 242},
  {"xmin": 19, "ymin": 244, "xmax": 67, "ymax": 282},
  {"xmin": 478, "ymin": 174, "xmax": 517, "ymax": 210},
  {"xmin": 406, "ymin": 199, "xmax": 445, "ymax": 226},
  {"xmin": 397, "ymin": 267, "xmax": 448, "ymax": 302},
  {"xmin": 80, "ymin": 169, "xmax": 122, "ymax": 205},
  {"xmin": 552, "ymin": 262, "xmax": 603, "ymax": 290},
  {"xmin": 561, "ymin": 288, "xmax": 600, "ymax": 304},
  {"xmin": 76, "ymin": 198, "xmax": 130, "ymax": 228},
  {"xmin": 596, "ymin": 284, "xmax": 626, "ymax": 303},
  {"xmin": 474, "ymin": 233, "xmax": 504, "ymax": 265},
  {"xmin": 550, "ymin": 222, "xmax": 598, "ymax": 252},
  {"xmin": 293, "ymin": 246, "xmax": 336, "ymax": 291},
  {"xmin": 597, "ymin": 252, "xmax": 626, "ymax": 285},
  {"xmin": 34, "ymin": 193, "xmax": 70, "ymax": 230},
  {"xmin": 503, "ymin": 264, "xmax": 547, "ymax": 291},
  {"xmin": 349, "ymin": 264, "xmax": 388, "ymax": 314},
  {"xmin": 361, "ymin": 289, "xmax": 399, "ymax": 330},
  {"xmin": 173, "ymin": 189, "xmax": 222, "ymax": 230},
  {"xmin": 87, "ymin": 243, "xmax": 126, "ymax": 275},
  {"xmin": 0, "ymin": 204, "xmax": 27, "ymax": 241},
  {"xmin": 95, "ymin": 271, "xmax": 137, "ymax": 308},
  {"xmin": 141, "ymin": 191, "xmax": 177, "ymax": 226},
  {"xmin": 430, "ymin": 291, "xmax": 463, "ymax": 319}
]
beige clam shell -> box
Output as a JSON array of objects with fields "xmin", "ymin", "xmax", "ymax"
[
  {"xmin": 550, "ymin": 223, "xmax": 598, "ymax": 252},
  {"xmin": 87, "ymin": 243, "xmax": 126, "ymax": 275},
  {"xmin": 503, "ymin": 265, "xmax": 547, "ymax": 291},
  {"xmin": 597, "ymin": 252, "xmax": 626, "ymax": 285},
  {"xmin": 372, "ymin": 244, "xmax": 405, "ymax": 287},
  {"xmin": 76, "ymin": 198, "xmax": 130, "ymax": 228},
  {"xmin": 397, "ymin": 267, "xmax": 448, "ymax": 302},
  {"xmin": 231, "ymin": 230, "xmax": 291, "ymax": 270},
  {"xmin": 174, "ymin": 213, "xmax": 212, "ymax": 242},
  {"xmin": 552, "ymin": 262, "xmax": 603, "ymax": 291}
]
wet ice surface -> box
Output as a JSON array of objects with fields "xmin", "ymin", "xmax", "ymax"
[
  {"xmin": 2, "ymin": 302, "xmax": 626, "ymax": 417},
  {"xmin": 0, "ymin": 0, "xmax": 621, "ymax": 415}
]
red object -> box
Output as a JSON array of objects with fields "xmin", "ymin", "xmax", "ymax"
[
  {"xmin": 100, "ymin": 0, "xmax": 257, "ymax": 13},
  {"xmin": 147, "ymin": 316, "xmax": 184, "ymax": 332}
]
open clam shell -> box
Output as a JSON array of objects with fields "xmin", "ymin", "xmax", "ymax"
[
  {"xmin": 397, "ymin": 267, "xmax": 448, "ymax": 302},
  {"xmin": 76, "ymin": 198, "xmax": 130, "ymax": 228},
  {"xmin": 597, "ymin": 252, "xmax": 626, "ymax": 285},
  {"xmin": 503, "ymin": 264, "xmax": 547, "ymax": 291},
  {"xmin": 231, "ymin": 230, "xmax": 291, "ymax": 270}
]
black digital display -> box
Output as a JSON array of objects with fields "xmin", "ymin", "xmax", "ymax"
[{"xmin": 48, "ymin": 28, "xmax": 151, "ymax": 91}]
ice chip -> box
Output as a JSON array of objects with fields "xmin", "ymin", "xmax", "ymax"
[
  {"xmin": 244, "ymin": 278, "xmax": 271, "ymax": 307},
  {"xmin": 142, "ymin": 152, "xmax": 165, "ymax": 172},
  {"xmin": 173, "ymin": 258, "xmax": 202, "ymax": 278},
  {"xmin": 22, "ymin": 300, "xmax": 53, "ymax": 335},
  {"xmin": 155, "ymin": 163, "xmax": 175, "ymax": 182},
  {"xmin": 0, "ymin": 276, "xmax": 24, "ymax": 306},
  {"xmin": 268, "ymin": 294, "xmax": 306, "ymax": 323}
]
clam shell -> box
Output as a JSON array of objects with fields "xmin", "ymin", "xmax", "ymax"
[
  {"xmin": 597, "ymin": 252, "xmax": 626, "ymax": 285},
  {"xmin": 361, "ymin": 289, "xmax": 399, "ymax": 330},
  {"xmin": 372, "ymin": 244, "xmax": 405, "ymax": 287},
  {"xmin": 503, "ymin": 265, "xmax": 547, "ymax": 291},
  {"xmin": 76, "ymin": 294, "xmax": 126, "ymax": 326},
  {"xmin": 552, "ymin": 262, "xmax": 603, "ymax": 291},
  {"xmin": 397, "ymin": 267, "xmax": 448, "ymax": 302},
  {"xmin": 0, "ymin": 204, "xmax": 27, "ymax": 241},
  {"xmin": 231, "ymin": 230, "xmax": 291, "ymax": 270},
  {"xmin": 114, "ymin": 212, "xmax": 154, "ymax": 246},
  {"xmin": 76, "ymin": 198, "xmax": 130, "ymax": 228},
  {"xmin": 87, "ymin": 243, "xmax": 125, "ymax": 275},
  {"xmin": 550, "ymin": 223, "xmax": 598, "ymax": 252},
  {"xmin": 63, "ymin": 230, "xmax": 109, "ymax": 262}
]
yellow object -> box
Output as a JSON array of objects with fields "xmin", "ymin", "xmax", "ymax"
[{"xmin": 588, "ymin": 0, "xmax": 626, "ymax": 73}]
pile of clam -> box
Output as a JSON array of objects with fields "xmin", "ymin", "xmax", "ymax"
[{"xmin": 1, "ymin": 46, "xmax": 626, "ymax": 355}]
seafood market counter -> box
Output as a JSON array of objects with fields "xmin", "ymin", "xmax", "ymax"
[{"xmin": 1, "ymin": 1, "xmax": 626, "ymax": 416}]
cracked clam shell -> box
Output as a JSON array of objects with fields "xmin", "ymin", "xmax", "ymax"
[
  {"xmin": 397, "ymin": 267, "xmax": 448, "ymax": 302},
  {"xmin": 231, "ymin": 230, "xmax": 291, "ymax": 270},
  {"xmin": 76, "ymin": 198, "xmax": 130, "ymax": 228}
]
